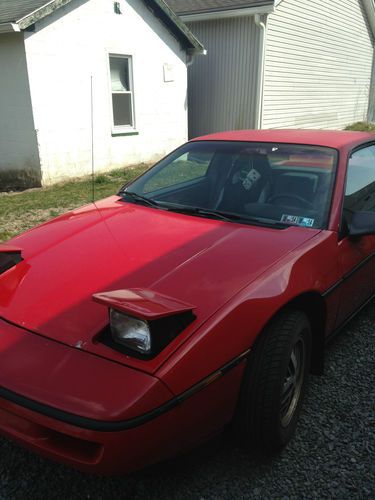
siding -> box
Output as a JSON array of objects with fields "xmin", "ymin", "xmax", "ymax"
[
  {"xmin": 262, "ymin": 0, "xmax": 375, "ymax": 129},
  {"xmin": 368, "ymin": 52, "xmax": 375, "ymax": 122},
  {"xmin": 0, "ymin": 33, "xmax": 41, "ymax": 189},
  {"xmin": 187, "ymin": 17, "xmax": 261, "ymax": 138}
]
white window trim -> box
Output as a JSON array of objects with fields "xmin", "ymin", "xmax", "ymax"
[{"xmin": 108, "ymin": 53, "xmax": 137, "ymax": 134}]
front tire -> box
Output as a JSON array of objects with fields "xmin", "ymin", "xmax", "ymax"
[{"xmin": 237, "ymin": 309, "xmax": 311, "ymax": 451}]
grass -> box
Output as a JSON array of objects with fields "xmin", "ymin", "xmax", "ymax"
[
  {"xmin": 345, "ymin": 121, "xmax": 375, "ymax": 132},
  {"xmin": 0, "ymin": 164, "xmax": 148, "ymax": 242}
]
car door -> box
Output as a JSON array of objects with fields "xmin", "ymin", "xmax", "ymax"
[{"xmin": 335, "ymin": 144, "xmax": 375, "ymax": 327}]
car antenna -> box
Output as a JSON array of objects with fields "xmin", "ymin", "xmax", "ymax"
[{"xmin": 90, "ymin": 75, "xmax": 95, "ymax": 203}]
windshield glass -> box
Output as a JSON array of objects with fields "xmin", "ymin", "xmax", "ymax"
[{"xmin": 123, "ymin": 141, "xmax": 338, "ymax": 229}]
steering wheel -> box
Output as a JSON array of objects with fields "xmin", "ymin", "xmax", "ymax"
[{"xmin": 267, "ymin": 193, "xmax": 314, "ymax": 209}]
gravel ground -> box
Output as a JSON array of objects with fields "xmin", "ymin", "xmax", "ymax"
[{"xmin": 0, "ymin": 302, "xmax": 374, "ymax": 500}]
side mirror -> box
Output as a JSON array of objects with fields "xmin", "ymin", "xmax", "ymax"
[{"xmin": 349, "ymin": 211, "xmax": 375, "ymax": 237}]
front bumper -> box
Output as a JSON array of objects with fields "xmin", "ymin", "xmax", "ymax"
[{"xmin": 0, "ymin": 319, "xmax": 246, "ymax": 474}]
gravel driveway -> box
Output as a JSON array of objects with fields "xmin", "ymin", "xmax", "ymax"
[{"xmin": 1, "ymin": 302, "xmax": 374, "ymax": 499}]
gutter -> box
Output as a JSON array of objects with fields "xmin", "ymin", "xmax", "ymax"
[
  {"xmin": 0, "ymin": 23, "xmax": 20, "ymax": 33},
  {"xmin": 181, "ymin": 5, "xmax": 274, "ymax": 23},
  {"xmin": 362, "ymin": 0, "xmax": 375, "ymax": 40},
  {"xmin": 16, "ymin": 0, "xmax": 73, "ymax": 30},
  {"xmin": 254, "ymin": 14, "xmax": 268, "ymax": 130}
]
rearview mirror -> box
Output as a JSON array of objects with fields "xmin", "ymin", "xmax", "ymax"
[{"xmin": 349, "ymin": 211, "xmax": 375, "ymax": 237}]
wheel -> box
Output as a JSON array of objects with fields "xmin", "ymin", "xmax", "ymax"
[
  {"xmin": 267, "ymin": 193, "xmax": 314, "ymax": 208},
  {"xmin": 237, "ymin": 309, "xmax": 311, "ymax": 451}
]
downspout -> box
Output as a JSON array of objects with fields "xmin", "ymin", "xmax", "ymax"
[
  {"xmin": 254, "ymin": 14, "xmax": 267, "ymax": 129},
  {"xmin": 186, "ymin": 49, "xmax": 207, "ymax": 139},
  {"xmin": 187, "ymin": 54, "xmax": 196, "ymax": 67}
]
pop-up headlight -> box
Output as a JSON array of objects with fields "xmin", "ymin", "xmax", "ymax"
[
  {"xmin": 0, "ymin": 245, "xmax": 23, "ymax": 275},
  {"xmin": 93, "ymin": 288, "xmax": 196, "ymax": 359},
  {"xmin": 110, "ymin": 309, "xmax": 151, "ymax": 355}
]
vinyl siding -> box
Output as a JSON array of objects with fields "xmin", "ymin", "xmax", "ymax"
[
  {"xmin": 368, "ymin": 52, "xmax": 375, "ymax": 122},
  {"xmin": 186, "ymin": 17, "xmax": 261, "ymax": 138},
  {"xmin": 262, "ymin": 0, "xmax": 375, "ymax": 129},
  {"xmin": 0, "ymin": 33, "xmax": 41, "ymax": 188}
]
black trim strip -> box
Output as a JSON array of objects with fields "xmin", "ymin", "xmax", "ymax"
[
  {"xmin": 322, "ymin": 279, "xmax": 344, "ymax": 297},
  {"xmin": 322, "ymin": 250, "xmax": 375, "ymax": 297},
  {"xmin": 326, "ymin": 292, "xmax": 375, "ymax": 343},
  {"xmin": 0, "ymin": 350, "xmax": 250, "ymax": 432}
]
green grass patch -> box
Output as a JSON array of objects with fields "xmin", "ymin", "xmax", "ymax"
[
  {"xmin": 143, "ymin": 160, "xmax": 209, "ymax": 193},
  {"xmin": 345, "ymin": 121, "xmax": 375, "ymax": 132},
  {"xmin": 0, "ymin": 164, "xmax": 148, "ymax": 242}
]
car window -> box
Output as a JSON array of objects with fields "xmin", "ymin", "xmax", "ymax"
[
  {"xmin": 125, "ymin": 141, "xmax": 338, "ymax": 229},
  {"xmin": 143, "ymin": 151, "xmax": 212, "ymax": 193},
  {"xmin": 344, "ymin": 145, "xmax": 375, "ymax": 216}
]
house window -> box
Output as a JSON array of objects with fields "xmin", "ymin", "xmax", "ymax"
[{"xmin": 109, "ymin": 55, "xmax": 134, "ymax": 128}]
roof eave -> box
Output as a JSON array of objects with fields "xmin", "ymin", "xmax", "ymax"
[
  {"xmin": 181, "ymin": 5, "xmax": 274, "ymax": 22},
  {"xmin": 179, "ymin": 1, "xmax": 275, "ymax": 22},
  {"xmin": 150, "ymin": 0, "xmax": 205, "ymax": 53},
  {"xmin": 0, "ymin": 23, "xmax": 21, "ymax": 33},
  {"xmin": 14, "ymin": 0, "xmax": 205, "ymax": 54},
  {"xmin": 16, "ymin": 0, "xmax": 74, "ymax": 29}
]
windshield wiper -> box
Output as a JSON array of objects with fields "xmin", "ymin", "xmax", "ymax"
[
  {"xmin": 169, "ymin": 206, "xmax": 239, "ymax": 222},
  {"xmin": 120, "ymin": 195, "xmax": 287, "ymax": 228},
  {"xmin": 120, "ymin": 190, "xmax": 162, "ymax": 208},
  {"xmin": 167, "ymin": 206, "xmax": 288, "ymax": 228}
]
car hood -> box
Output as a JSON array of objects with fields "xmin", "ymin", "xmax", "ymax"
[{"xmin": 0, "ymin": 196, "xmax": 319, "ymax": 367}]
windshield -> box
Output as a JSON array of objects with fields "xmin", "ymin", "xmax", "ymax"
[{"xmin": 122, "ymin": 141, "xmax": 338, "ymax": 229}]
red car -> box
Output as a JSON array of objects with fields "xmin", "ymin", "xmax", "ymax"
[{"xmin": 1, "ymin": 129, "xmax": 375, "ymax": 474}]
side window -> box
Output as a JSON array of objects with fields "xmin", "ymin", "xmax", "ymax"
[
  {"xmin": 109, "ymin": 55, "xmax": 135, "ymax": 129},
  {"xmin": 142, "ymin": 151, "xmax": 212, "ymax": 193},
  {"xmin": 344, "ymin": 146, "xmax": 375, "ymax": 218}
]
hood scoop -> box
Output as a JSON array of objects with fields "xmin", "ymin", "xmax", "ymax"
[{"xmin": 0, "ymin": 245, "xmax": 23, "ymax": 275}]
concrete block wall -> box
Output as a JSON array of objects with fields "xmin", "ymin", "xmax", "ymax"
[{"xmin": 23, "ymin": 0, "xmax": 189, "ymax": 185}]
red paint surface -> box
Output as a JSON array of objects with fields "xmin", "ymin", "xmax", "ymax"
[
  {"xmin": 0, "ymin": 199, "xmax": 318, "ymax": 373},
  {"xmin": 193, "ymin": 129, "xmax": 375, "ymax": 149},
  {"xmin": 0, "ymin": 244, "xmax": 22, "ymax": 253},
  {"xmin": 93, "ymin": 288, "xmax": 195, "ymax": 320},
  {"xmin": 1, "ymin": 130, "xmax": 374, "ymax": 474}
]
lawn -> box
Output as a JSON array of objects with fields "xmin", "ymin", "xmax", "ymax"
[{"xmin": 0, "ymin": 164, "xmax": 148, "ymax": 243}]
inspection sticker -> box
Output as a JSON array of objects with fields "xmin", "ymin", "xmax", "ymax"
[{"xmin": 281, "ymin": 214, "xmax": 315, "ymax": 227}]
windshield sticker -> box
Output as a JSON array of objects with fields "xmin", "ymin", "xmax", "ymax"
[{"xmin": 281, "ymin": 214, "xmax": 315, "ymax": 227}]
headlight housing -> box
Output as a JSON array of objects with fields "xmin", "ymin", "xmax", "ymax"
[
  {"xmin": 98, "ymin": 308, "xmax": 195, "ymax": 359},
  {"xmin": 110, "ymin": 309, "xmax": 151, "ymax": 355},
  {"xmin": 93, "ymin": 288, "xmax": 196, "ymax": 359}
]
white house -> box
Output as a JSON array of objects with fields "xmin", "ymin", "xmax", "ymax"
[
  {"xmin": 167, "ymin": 0, "xmax": 375, "ymax": 138},
  {"xmin": 0, "ymin": 0, "xmax": 204, "ymax": 190}
]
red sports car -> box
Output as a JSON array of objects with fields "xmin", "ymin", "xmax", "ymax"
[{"xmin": 1, "ymin": 130, "xmax": 374, "ymax": 474}]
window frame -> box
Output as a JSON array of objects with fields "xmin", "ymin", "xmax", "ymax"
[
  {"xmin": 339, "ymin": 141, "xmax": 375, "ymax": 239},
  {"xmin": 108, "ymin": 53, "xmax": 136, "ymax": 133},
  {"xmin": 125, "ymin": 140, "xmax": 339, "ymax": 229}
]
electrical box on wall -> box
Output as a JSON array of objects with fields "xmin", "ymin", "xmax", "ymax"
[{"xmin": 163, "ymin": 63, "xmax": 174, "ymax": 82}]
